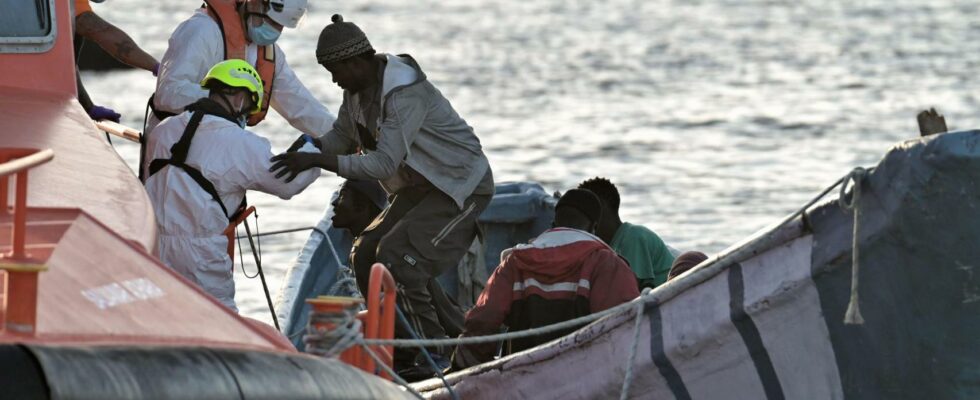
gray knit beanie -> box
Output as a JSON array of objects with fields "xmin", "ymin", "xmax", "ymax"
[{"xmin": 316, "ymin": 14, "xmax": 374, "ymax": 64}]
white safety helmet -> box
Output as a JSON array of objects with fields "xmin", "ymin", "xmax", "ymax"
[{"xmin": 265, "ymin": 0, "xmax": 307, "ymax": 29}]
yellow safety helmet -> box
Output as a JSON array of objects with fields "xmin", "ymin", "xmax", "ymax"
[{"xmin": 200, "ymin": 59, "xmax": 264, "ymax": 114}]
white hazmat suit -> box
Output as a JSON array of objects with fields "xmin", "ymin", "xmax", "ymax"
[
  {"xmin": 148, "ymin": 9, "xmax": 334, "ymax": 136},
  {"xmin": 145, "ymin": 111, "xmax": 320, "ymax": 311}
]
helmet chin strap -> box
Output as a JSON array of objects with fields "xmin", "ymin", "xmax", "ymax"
[{"xmin": 216, "ymin": 91, "xmax": 249, "ymax": 119}]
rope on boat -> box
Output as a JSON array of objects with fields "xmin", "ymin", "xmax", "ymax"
[
  {"xmin": 619, "ymin": 288, "xmax": 650, "ymax": 400},
  {"xmin": 235, "ymin": 225, "xmax": 317, "ymax": 239},
  {"xmin": 394, "ymin": 306, "xmax": 460, "ymax": 400},
  {"xmin": 304, "ymin": 301, "xmax": 424, "ymax": 399},
  {"xmin": 839, "ymin": 167, "xmax": 867, "ymax": 325},
  {"xmin": 321, "ymin": 228, "xmax": 363, "ymax": 298},
  {"xmin": 359, "ymin": 344, "xmax": 426, "ymax": 400},
  {"xmin": 305, "ymin": 306, "xmax": 363, "ymax": 358},
  {"xmin": 363, "ymin": 293, "xmax": 649, "ymax": 348},
  {"xmin": 235, "ymin": 212, "xmax": 281, "ymax": 330}
]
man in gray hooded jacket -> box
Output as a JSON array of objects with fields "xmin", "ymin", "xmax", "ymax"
[{"xmin": 270, "ymin": 14, "xmax": 492, "ymax": 376}]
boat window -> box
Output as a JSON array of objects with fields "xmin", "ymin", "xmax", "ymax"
[{"xmin": 0, "ymin": 0, "xmax": 57, "ymax": 54}]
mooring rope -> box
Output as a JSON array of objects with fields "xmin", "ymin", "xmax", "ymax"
[
  {"xmin": 394, "ymin": 306, "xmax": 460, "ymax": 400},
  {"xmin": 304, "ymin": 303, "xmax": 424, "ymax": 399},
  {"xmin": 304, "ymin": 306, "xmax": 363, "ymax": 358},
  {"xmin": 359, "ymin": 344, "xmax": 426, "ymax": 400},
  {"xmin": 235, "ymin": 225, "xmax": 316, "ymax": 239},
  {"xmin": 619, "ymin": 288, "xmax": 651, "ymax": 400},
  {"xmin": 839, "ymin": 167, "xmax": 867, "ymax": 325},
  {"xmin": 321, "ymin": 229, "xmax": 362, "ymax": 298}
]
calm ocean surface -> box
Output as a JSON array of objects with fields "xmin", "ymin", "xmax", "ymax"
[{"xmin": 83, "ymin": 0, "xmax": 980, "ymax": 323}]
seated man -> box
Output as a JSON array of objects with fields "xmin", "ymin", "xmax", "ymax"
[
  {"xmin": 331, "ymin": 179, "xmax": 388, "ymax": 238},
  {"xmin": 450, "ymin": 189, "xmax": 639, "ymax": 370},
  {"xmin": 144, "ymin": 60, "xmax": 320, "ymax": 311},
  {"xmin": 578, "ymin": 177, "xmax": 675, "ymax": 289},
  {"xmin": 667, "ymin": 251, "xmax": 709, "ymax": 281}
]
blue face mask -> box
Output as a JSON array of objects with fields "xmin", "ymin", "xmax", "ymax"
[{"xmin": 247, "ymin": 20, "xmax": 281, "ymax": 46}]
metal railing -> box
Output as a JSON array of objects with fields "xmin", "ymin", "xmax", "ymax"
[{"xmin": 0, "ymin": 148, "xmax": 55, "ymax": 335}]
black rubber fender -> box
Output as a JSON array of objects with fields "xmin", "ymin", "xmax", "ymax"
[{"xmin": 0, "ymin": 344, "xmax": 413, "ymax": 400}]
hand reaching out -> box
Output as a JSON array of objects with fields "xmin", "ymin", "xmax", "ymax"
[
  {"xmin": 269, "ymin": 152, "xmax": 321, "ymax": 183},
  {"xmin": 88, "ymin": 105, "xmax": 121, "ymax": 123}
]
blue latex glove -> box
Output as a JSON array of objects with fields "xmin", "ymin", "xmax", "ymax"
[
  {"xmin": 152, "ymin": 63, "xmax": 160, "ymax": 77},
  {"xmin": 88, "ymin": 105, "xmax": 121, "ymax": 123}
]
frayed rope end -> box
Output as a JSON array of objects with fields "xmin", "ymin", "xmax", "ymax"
[{"xmin": 844, "ymin": 298, "xmax": 864, "ymax": 325}]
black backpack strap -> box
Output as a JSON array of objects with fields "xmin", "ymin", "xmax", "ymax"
[
  {"xmin": 148, "ymin": 93, "xmax": 178, "ymax": 122},
  {"xmin": 147, "ymin": 111, "xmax": 236, "ymax": 221}
]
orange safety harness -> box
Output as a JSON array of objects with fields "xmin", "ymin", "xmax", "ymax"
[{"xmin": 203, "ymin": 0, "xmax": 276, "ymax": 127}]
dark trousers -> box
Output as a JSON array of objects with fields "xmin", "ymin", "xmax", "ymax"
[{"xmin": 350, "ymin": 184, "xmax": 490, "ymax": 361}]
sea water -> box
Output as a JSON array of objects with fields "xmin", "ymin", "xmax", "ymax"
[{"xmin": 82, "ymin": 0, "xmax": 980, "ymax": 324}]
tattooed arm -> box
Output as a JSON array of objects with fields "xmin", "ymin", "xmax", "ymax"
[{"xmin": 75, "ymin": 11, "xmax": 158, "ymax": 72}]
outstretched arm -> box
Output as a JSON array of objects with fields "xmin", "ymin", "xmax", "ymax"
[
  {"xmin": 245, "ymin": 135, "xmax": 321, "ymax": 199},
  {"xmin": 75, "ymin": 11, "xmax": 158, "ymax": 72},
  {"xmin": 76, "ymin": 70, "xmax": 120, "ymax": 122}
]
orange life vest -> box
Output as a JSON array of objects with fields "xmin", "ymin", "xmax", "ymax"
[{"xmin": 203, "ymin": 0, "xmax": 275, "ymax": 126}]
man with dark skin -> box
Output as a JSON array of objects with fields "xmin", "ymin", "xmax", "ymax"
[
  {"xmin": 330, "ymin": 179, "xmax": 466, "ymax": 351},
  {"xmin": 578, "ymin": 177, "xmax": 675, "ymax": 289},
  {"xmin": 451, "ymin": 189, "xmax": 639, "ymax": 370},
  {"xmin": 271, "ymin": 15, "xmax": 494, "ymax": 377},
  {"xmin": 330, "ymin": 180, "xmax": 386, "ymax": 237}
]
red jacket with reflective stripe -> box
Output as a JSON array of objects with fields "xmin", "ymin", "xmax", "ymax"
[{"xmin": 452, "ymin": 228, "xmax": 639, "ymax": 368}]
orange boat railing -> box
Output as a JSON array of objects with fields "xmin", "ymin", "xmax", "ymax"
[
  {"xmin": 364, "ymin": 262, "xmax": 397, "ymax": 379},
  {"xmin": 306, "ymin": 263, "xmax": 397, "ymax": 380},
  {"xmin": 0, "ymin": 148, "xmax": 55, "ymax": 335}
]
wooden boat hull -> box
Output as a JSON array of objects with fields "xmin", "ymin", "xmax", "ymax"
[{"xmin": 416, "ymin": 131, "xmax": 980, "ymax": 399}]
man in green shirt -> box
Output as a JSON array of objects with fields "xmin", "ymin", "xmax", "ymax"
[{"xmin": 578, "ymin": 177, "xmax": 675, "ymax": 288}]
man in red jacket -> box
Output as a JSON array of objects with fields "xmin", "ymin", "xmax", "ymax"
[{"xmin": 451, "ymin": 189, "xmax": 640, "ymax": 370}]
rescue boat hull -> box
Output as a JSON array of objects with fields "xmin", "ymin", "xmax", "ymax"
[{"xmin": 0, "ymin": 344, "xmax": 413, "ymax": 399}]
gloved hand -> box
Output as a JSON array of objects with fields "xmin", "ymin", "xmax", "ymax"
[
  {"xmin": 152, "ymin": 63, "xmax": 161, "ymax": 77},
  {"xmin": 88, "ymin": 105, "xmax": 121, "ymax": 123},
  {"xmin": 269, "ymin": 152, "xmax": 321, "ymax": 183}
]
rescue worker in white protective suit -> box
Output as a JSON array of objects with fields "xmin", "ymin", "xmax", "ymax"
[
  {"xmin": 142, "ymin": 0, "xmax": 333, "ymax": 180},
  {"xmin": 144, "ymin": 60, "xmax": 320, "ymax": 311}
]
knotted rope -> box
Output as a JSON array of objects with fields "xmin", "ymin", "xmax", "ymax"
[
  {"xmin": 619, "ymin": 288, "xmax": 651, "ymax": 400},
  {"xmin": 304, "ymin": 306, "xmax": 363, "ymax": 358}
]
